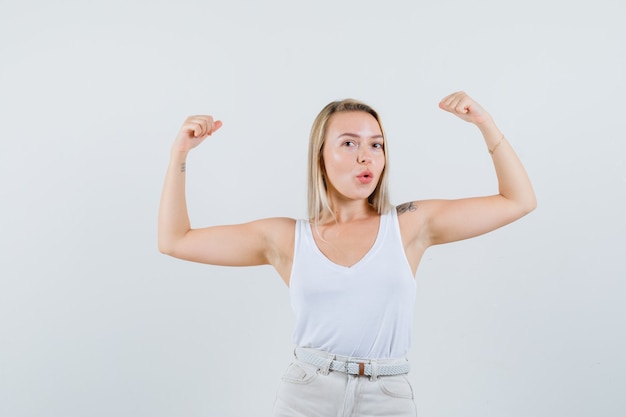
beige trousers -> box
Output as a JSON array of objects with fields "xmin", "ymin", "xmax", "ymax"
[{"xmin": 272, "ymin": 347, "xmax": 417, "ymax": 417}]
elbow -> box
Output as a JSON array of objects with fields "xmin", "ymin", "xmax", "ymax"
[
  {"xmin": 527, "ymin": 190, "xmax": 538, "ymax": 213},
  {"xmin": 504, "ymin": 193, "xmax": 537, "ymax": 220},
  {"xmin": 157, "ymin": 236, "xmax": 177, "ymax": 257},
  {"xmin": 158, "ymin": 228, "xmax": 191, "ymax": 257},
  {"xmin": 519, "ymin": 194, "xmax": 538, "ymax": 217},
  {"xmin": 158, "ymin": 241, "xmax": 172, "ymax": 256}
]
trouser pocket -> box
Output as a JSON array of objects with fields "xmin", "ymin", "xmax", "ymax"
[{"xmin": 377, "ymin": 374, "xmax": 414, "ymax": 399}]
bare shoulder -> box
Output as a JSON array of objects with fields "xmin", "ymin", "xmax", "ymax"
[
  {"xmin": 396, "ymin": 201, "xmax": 420, "ymax": 215},
  {"xmin": 255, "ymin": 217, "xmax": 296, "ymax": 284},
  {"xmin": 394, "ymin": 201, "xmax": 435, "ymax": 273},
  {"xmin": 254, "ymin": 216, "xmax": 296, "ymax": 258},
  {"xmin": 255, "ymin": 217, "xmax": 296, "ymax": 240},
  {"xmin": 261, "ymin": 216, "xmax": 297, "ymax": 227},
  {"xmin": 395, "ymin": 200, "xmax": 435, "ymax": 245},
  {"xmin": 396, "ymin": 201, "xmax": 423, "ymax": 233},
  {"xmin": 396, "ymin": 199, "xmax": 446, "ymax": 219}
]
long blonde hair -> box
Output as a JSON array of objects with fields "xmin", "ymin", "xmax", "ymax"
[{"xmin": 307, "ymin": 99, "xmax": 392, "ymax": 225}]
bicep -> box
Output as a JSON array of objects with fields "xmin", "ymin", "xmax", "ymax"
[
  {"xmin": 422, "ymin": 195, "xmax": 530, "ymax": 246},
  {"xmin": 164, "ymin": 219, "xmax": 287, "ymax": 266}
]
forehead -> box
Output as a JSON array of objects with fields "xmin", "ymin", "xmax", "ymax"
[{"xmin": 326, "ymin": 111, "xmax": 382, "ymax": 136}]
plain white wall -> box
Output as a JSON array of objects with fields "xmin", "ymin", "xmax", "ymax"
[{"xmin": 1, "ymin": 0, "xmax": 625, "ymax": 416}]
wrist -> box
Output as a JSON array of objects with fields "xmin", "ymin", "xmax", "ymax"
[
  {"xmin": 474, "ymin": 119, "xmax": 505, "ymax": 153},
  {"xmin": 474, "ymin": 115, "xmax": 497, "ymax": 132},
  {"xmin": 168, "ymin": 150, "xmax": 188, "ymax": 176},
  {"xmin": 477, "ymin": 119, "xmax": 502, "ymax": 140},
  {"xmin": 170, "ymin": 143, "xmax": 190, "ymax": 157}
]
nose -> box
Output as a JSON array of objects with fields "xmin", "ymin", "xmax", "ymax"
[{"xmin": 357, "ymin": 148, "xmax": 372, "ymax": 164}]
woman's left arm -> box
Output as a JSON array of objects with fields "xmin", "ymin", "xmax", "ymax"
[{"xmin": 418, "ymin": 91, "xmax": 537, "ymax": 246}]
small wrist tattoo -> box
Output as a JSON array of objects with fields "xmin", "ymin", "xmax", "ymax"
[
  {"xmin": 180, "ymin": 162, "xmax": 186, "ymax": 173},
  {"xmin": 397, "ymin": 201, "xmax": 418, "ymax": 215}
]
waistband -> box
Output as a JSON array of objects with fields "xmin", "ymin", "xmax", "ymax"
[{"xmin": 294, "ymin": 347, "xmax": 410, "ymax": 379}]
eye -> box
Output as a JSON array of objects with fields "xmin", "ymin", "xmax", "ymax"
[
  {"xmin": 372, "ymin": 142, "xmax": 384, "ymax": 150},
  {"xmin": 343, "ymin": 140, "xmax": 357, "ymax": 147}
]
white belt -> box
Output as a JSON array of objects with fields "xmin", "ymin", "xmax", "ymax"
[{"xmin": 296, "ymin": 348, "xmax": 410, "ymax": 377}]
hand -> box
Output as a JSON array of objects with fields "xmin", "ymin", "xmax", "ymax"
[
  {"xmin": 172, "ymin": 115, "xmax": 223, "ymax": 153},
  {"xmin": 438, "ymin": 91, "xmax": 492, "ymax": 126}
]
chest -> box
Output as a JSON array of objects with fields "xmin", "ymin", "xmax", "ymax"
[{"xmin": 312, "ymin": 218, "xmax": 380, "ymax": 268}]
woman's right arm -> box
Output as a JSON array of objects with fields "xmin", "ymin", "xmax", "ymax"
[{"xmin": 157, "ymin": 116, "xmax": 294, "ymax": 271}]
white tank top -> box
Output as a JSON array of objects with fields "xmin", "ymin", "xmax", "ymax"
[{"xmin": 289, "ymin": 209, "xmax": 416, "ymax": 359}]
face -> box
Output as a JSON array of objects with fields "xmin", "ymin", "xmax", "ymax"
[{"xmin": 322, "ymin": 111, "xmax": 385, "ymax": 203}]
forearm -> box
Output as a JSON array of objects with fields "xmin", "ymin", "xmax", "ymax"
[
  {"xmin": 158, "ymin": 150, "xmax": 191, "ymax": 253},
  {"xmin": 477, "ymin": 119, "xmax": 537, "ymax": 213}
]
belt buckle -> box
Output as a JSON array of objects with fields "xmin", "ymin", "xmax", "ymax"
[{"xmin": 345, "ymin": 360, "xmax": 366, "ymax": 376}]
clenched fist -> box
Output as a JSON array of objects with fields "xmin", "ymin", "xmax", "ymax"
[
  {"xmin": 172, "ymin": 115, "xmax": 223, "ymax": 153},
  {"xmin": 439, "ymin": 91, "xmax": 492, "ymax": 126}
]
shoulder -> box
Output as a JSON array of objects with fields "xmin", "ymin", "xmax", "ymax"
[
  {"xmin": 255, "ymin": 216, "xmax": 297, "ymax": 226},
  {"xmin": 396, "ymin": 201, "xmax": 419, "ymax": 215},
  {"xmin": 256, "ymin": 217, "xmax": 297, "ymax": 248},
  {"xmin": 228, "ymin": 217, "xmax": 296, "ymax": 249},
  {"xmin": 394, "ymin": 200, "xmax": 438, "ymax": 245},
  {"xmin": 396, "ymin": 199, "xmax": 445, "ymax": 220},
  {"xmin": 252, "ymin": 217, "xmax": 297, "ymax": 237},
  {"xmin": 255, "ymin": 217, "xmax": 297, "ymax": 273}
]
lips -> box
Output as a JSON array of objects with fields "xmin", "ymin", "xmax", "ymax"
[{"xmin": 357, "ymin": 170, "xmax": 374, "ymax": 184}]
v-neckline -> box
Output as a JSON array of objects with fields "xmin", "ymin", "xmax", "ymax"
[{"xmin": 306, "ymin": 213, "xmax": 386, "ymax": 271}]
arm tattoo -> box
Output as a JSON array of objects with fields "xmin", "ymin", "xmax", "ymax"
[
  {"xmin": 180, "ymin": 162, "xmax": 186, "ymax": 173},
  {"xmin": 397, "ymin": 201, "xmax": 418, "ymax": 215}
]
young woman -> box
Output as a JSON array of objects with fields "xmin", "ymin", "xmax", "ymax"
[{"xmin": 158, "ymin": 91, "xmax": 536, "ymax": 416}]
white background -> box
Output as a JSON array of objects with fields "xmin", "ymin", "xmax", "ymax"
[{"xmin": 1, "ymin": 0, "xmax": 625, "ymax": 416}]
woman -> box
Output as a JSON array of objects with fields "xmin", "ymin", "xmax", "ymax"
[{"xmin": 158, "ymin": 91, "xmax": 536, "ymax": 416}]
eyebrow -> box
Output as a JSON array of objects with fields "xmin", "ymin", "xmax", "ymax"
[{"xmin": 337, "ymin": 133, "xmax": 384, "ymax": 140}]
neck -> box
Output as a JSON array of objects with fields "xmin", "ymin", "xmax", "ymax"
[{"xmin": 321, "ymin": 199, "xmax": 377, "ymax": 224}]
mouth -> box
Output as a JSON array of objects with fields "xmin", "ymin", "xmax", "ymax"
[{"xmin": 357, "ymin": 171, "xmax": 374, "ymax": 184}]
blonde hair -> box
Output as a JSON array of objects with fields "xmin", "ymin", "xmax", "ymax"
[{"xmin": 307, "ymin": 99, "xmax": 392, "ymax": 224}]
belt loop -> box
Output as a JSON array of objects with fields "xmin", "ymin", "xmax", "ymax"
[
  {"xmin": 370, "ymin": 361, "xmax": 379, "ymax": 381},
  {"xmin": 318, "ymin": 353, "xmax": 334, "ymax": 376}
]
